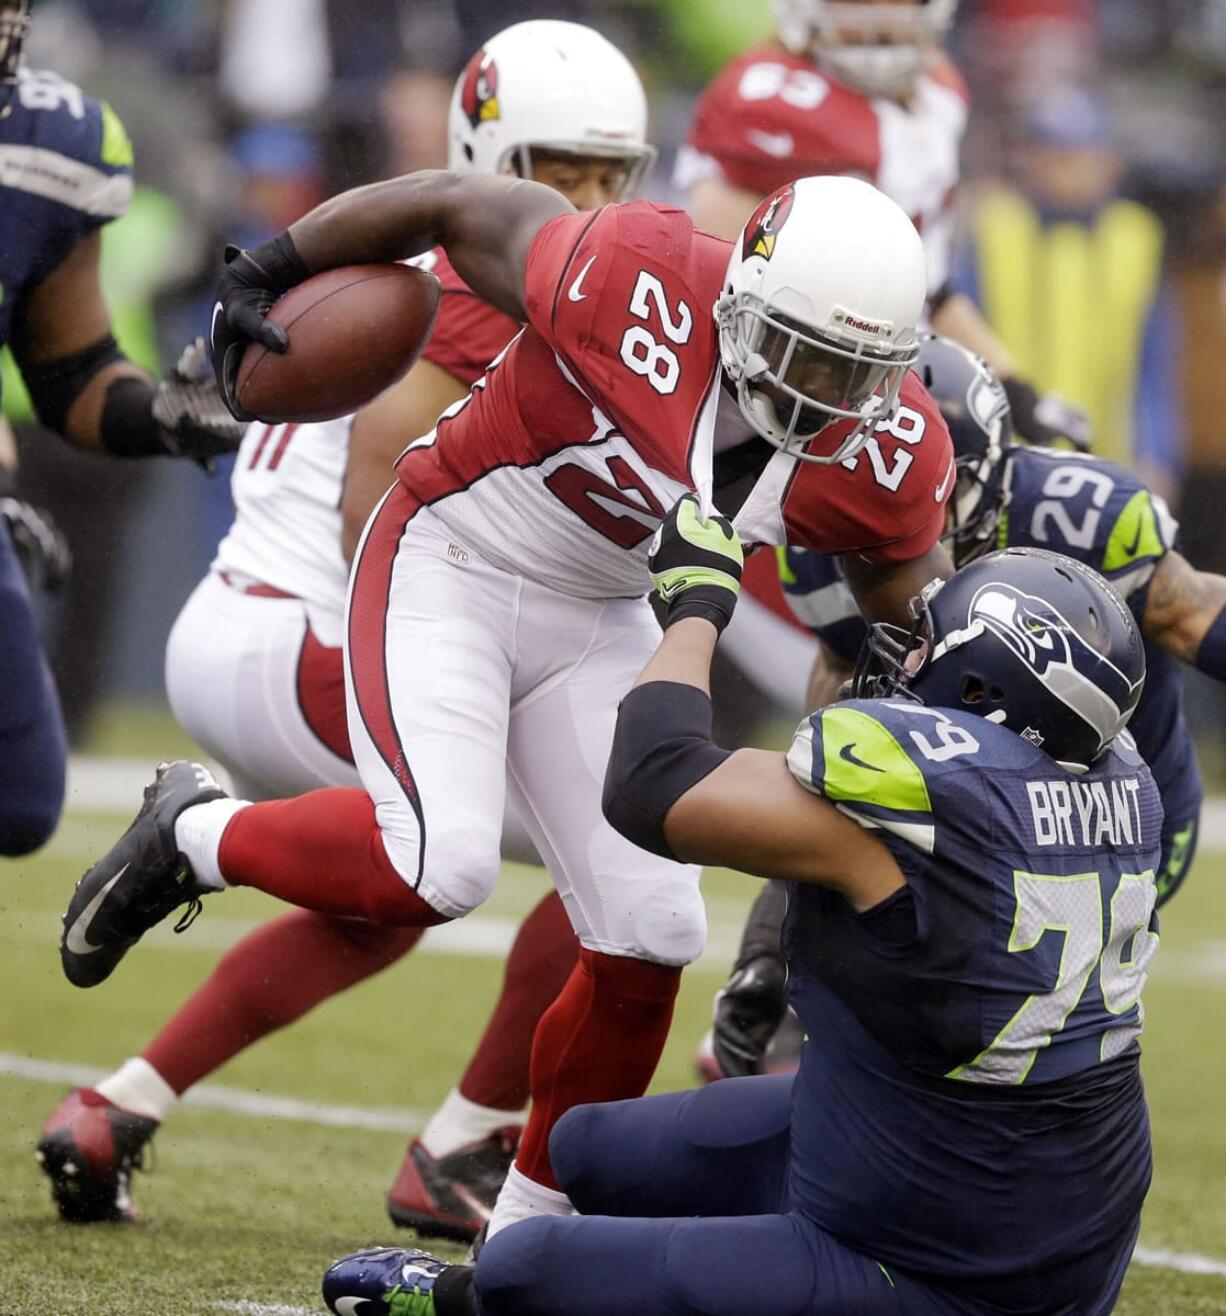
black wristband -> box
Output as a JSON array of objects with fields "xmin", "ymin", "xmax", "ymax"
[
  {"xmin": 603, "ymin": 681, "xmax": 731, "ymax": 860},
  {"xmin": 241, "ymin": 230, "xmax": 311, "ymax": 293},
  {"xmin": 667, "ymin": 593, "xmax": 735, "ymax": 633},
  {"xmin": 99, "ymin": 375, "xmax": 170, "ymax": 458}
]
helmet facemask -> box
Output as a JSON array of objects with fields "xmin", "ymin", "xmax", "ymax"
[
  {"xmin": 774, "ymin": 0, "xmax": 958, "ymax": 100},
  {"xmin": 717, "ymin": 296, "xmax": 918, "ymax": 465},
  {"xmin": 507, "ymin": 143, "xmax": 657, "ymax": 201}
]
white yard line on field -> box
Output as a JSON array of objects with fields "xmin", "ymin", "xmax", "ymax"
[
  {"xmin": 0, "ymin": 1051, "xmax": 424, "ymax": 1132},
  {"xmin": 1132, "ymin": 1246, "xmax": 1226, "ymax": 1278}
]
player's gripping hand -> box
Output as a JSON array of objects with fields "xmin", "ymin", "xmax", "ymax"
[
  {"xmin": 711, "ymin": 952, "xmax": 789, "ymax": 1078},
  {"xmin": 210, "ymin": 234, "xmax": 308, "ymax": 419},
  {"xmin": 0, "ymin": 483, "xmax": 71, "ymax": 592},
  {"xmin": 1004, "ymin": 376, "xmax": 1093, "ymax": 453},
  {"xmin": 152, "ymin": 338, "xmax": 246, "ymax": 472},
  {"xmin": 648, "ymin": 494, "xmax": 743, "ymax": 633}
]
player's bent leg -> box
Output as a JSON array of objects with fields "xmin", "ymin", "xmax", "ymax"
[
  {"xmin": 0, "ymin": 523, "xmax": 66, "ymax": 855},
  {"xmin": 550, "ymin": 1074, "xmax": 793, "ymax": 1220}
]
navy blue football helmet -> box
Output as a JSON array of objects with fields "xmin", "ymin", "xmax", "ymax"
[
  {"xmin": 0, "ymin": 0, "xmax": 29, "ymax": 100},
  {"xmin": 914, "ymin": 334, "xmax": 1011, "ymax": 566},
  {"xmin": 853, "ymin": 546, "xmax": 1145, "ymax": 772}
]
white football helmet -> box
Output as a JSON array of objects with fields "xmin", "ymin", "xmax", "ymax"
[
  {"xmin": 773, "ymin": 0, "xmax": 958, "ymax": 100},
  {"xmin": 448, "ymin": 20, "xmax": 656, "ymax": 197},
  {"xmin": 716, "ymin": 175, "xmax": 927, "ymax": 465}
]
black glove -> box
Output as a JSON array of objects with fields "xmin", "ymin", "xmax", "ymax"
[
  {"xmin": 712, "ymin": 952, "xmax": 789, "ymax": 1078},
  {"xmin": 210, "ymin": 234, "xmax": 308, "ymax": 420},
  {"xmin": 152, "ymin": 338, "xmax": 246, "ymax": 472},
  {"xmin": 648, "ymin": 494, "xmax": 744, "ymax": 633},
  {"xmin": 0, "ymin": 473, "xmax": 71, "ymax": 592},
  {"xmin": 1003, "ymin": 376, "xmax": 1093, "ymax": 452}
]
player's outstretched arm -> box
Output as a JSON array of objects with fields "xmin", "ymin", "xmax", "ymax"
[
  {"xmin": 1142, "ymin": 549, "xmax": 1226, "ymax": 676},
  {"xmin": 13, "ymin": 234, "xmax": 242, "ymax": 466},
  {"xmin": 840, "ymin": 542, "xmax": 952, "ymax": 630},
  {"xmin": 603, "ymin": 496, "xmax": 904, "ymax": 911}
]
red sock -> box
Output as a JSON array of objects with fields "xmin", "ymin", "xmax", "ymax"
[
  {"xmin": 219, "ymin": 788, "xmax": 448, "ymax": 926},
  {"xmin": 458, "ymin": 891, "xmax": 578, "ymax": 1112},
  {"xmin": 143, "ymin": 910, "xmax": 423, "ymax": 1094},
  {"xmin": 515, "ymin": 948, "xmax": 682, "ymax": 1189}
]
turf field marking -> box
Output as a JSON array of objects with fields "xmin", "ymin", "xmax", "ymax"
[
  {"xmin": 0, "ymin": 1052, "xmax": 424, "ymax": 1132},
  {"xmin": 1132, "ymin": 1245, "xmax": 1226, "ymax": 1278}
]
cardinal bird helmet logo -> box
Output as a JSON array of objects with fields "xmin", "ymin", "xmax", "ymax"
[
  {"xmin": 460, "ymin": 49, "xmax": 500, "ymax": 129},
  {"xmin": 741, "ymin": 184, "xmax": 795, "ymax": 262}
]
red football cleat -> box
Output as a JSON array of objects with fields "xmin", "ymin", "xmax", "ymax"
[
  {"xmin": 386, "ymin": 1130, "xmax": 518, "ymax": 1243},
  {"xmin": 36, "ymin": 1089, "xmax": 158, "ymax": 1223}
]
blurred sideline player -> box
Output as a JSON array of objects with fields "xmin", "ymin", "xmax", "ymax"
[
  {"xmin": 678, "ymin": 0, "xmax": 1089, "ymax": 450},
  {"xmin": 64, "ymin": 102, "xmax": 957, "ymax": 1239},
  {"xmin": 36, "ymin": 20, "xmax": 658, "ymax": 1237},
  {"xmin": 706, "ymin": 334, "xmax": 1226, "ymax": 1083},
  {"xmin": 321, "ymin": 520, "xmax": 1157, "ymax": 1316},
  {"xmin": 0, "ymin": 0, "xmax": 241, "ymax": 856}
]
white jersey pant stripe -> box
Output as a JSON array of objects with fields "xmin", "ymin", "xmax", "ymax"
[{"xmin": 344, "ymin": 489, "xmax": 706, "ymax": 966}]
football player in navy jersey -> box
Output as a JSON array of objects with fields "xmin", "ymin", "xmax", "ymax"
[
  {"xmin": 0, "ymin": 0, "xmax": 241, "ymax": 854},
  {"xmin": 704, "ymin": 332, "xmax": 1226, "ymax": 1083},
  {"xmin": 319, "ymin": 518, "xmax": 1157, "ymax": 1316}
]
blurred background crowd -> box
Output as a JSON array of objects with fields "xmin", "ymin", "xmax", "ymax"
[{"xmin": 7, "ymin": 0, "xmax": 1226, "ymax": 775}]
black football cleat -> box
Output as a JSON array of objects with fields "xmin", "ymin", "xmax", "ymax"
[
  {"xmin": 386, "ymin": 1130, "xmax": 518, "ymax": 1243},
  {"xmin": 60, "ymin": 760, "xmax": 227, "ymax": 988},
  {"xmin": 36, "ymin": 1089, "xmax": 159, "ymax": 1223}
]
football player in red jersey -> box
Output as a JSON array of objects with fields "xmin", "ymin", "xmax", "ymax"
[
  {"xmin": 61, "ymin": 101, "xmax": 954, "ymax": 1236},
  {"xmin": 36, "ymin": 21, "xmax": 657, "ymax": 1239},
  {"xmin": 679, "ymin": 0, "xmax": 1089, "ymax": 450}
]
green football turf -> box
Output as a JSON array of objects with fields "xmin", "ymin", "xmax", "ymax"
[{"xmin": 2, "ymin": 801, "xmax": 1226, "ymax": 1314}]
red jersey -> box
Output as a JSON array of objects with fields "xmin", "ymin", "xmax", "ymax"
[
  {"xmin": 417, "ymin": 249, "xmax": 521, "ymax": 388},
  {"xmin": 677, "ymin": 45, "xmax": 968, "ymax": 292},
  {"xmin": 394, "ymin": 203, "xmax": 952, "ymax": 600}
]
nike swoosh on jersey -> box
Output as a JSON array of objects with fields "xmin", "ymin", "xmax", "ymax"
[
  {"xmin": 839, "ymin": 742, "xmax": 886, "ymax": 773},
  {"xmin": 934, "ymin": 456, "xmax": 955, "ymax": 502},
  {"xmin": 746, "ymin": 129, "xmax": 795, "ymax": 158},
  {"xmin": 1123, "ymin": 522, "xmax": 1144, "ymax": 557},
  {"xmin": 567, "ymin": 255, "xmax": 598, "ymax": 303},
  {"xmin": 64, "ymin": 865, "xmax": 129, "ymax": 955}
]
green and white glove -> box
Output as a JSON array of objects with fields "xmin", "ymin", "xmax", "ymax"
[{"xmin": 648, "ymin": 494, "xmax": 743, "ymax": 633}]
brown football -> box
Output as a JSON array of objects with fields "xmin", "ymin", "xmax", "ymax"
[{"xmin": 234, "ymin": 263, "xmax": 442, "ymax": 424}]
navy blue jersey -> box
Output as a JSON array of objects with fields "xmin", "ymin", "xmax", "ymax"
[
  {"xmin": 0, "ymin": 67, "xmax": 133, "ymax": 369},
  {"xmin": 782, "ymin": 446, "xmax": 1202, "ymax": 859},
  {"xmin": 783, "ymin": 698, "xmax": 1159, "ymax": 1300}
]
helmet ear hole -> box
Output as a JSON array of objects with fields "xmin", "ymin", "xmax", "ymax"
[
  {"xmin": 463, "ymin": 143, "xmax": 474, "ymax": 163},
  {"xmin": 961, "ymin": 675, "xmax": 985, "ymax": 705}
]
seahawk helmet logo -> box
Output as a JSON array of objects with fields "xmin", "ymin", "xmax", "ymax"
[
  {"xmin": 460, "ymin": 49, "xmax": 500, "ymax": 129},
  {"xmin": 961, "ymin": 581, "xmax": 1138, "ymax": 743},
  {"xmin": 741, "ymin": 185, "xmax": 795, "ymax": 262}
]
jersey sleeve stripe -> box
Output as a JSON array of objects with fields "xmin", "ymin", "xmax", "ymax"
[
  {"xmin": 547, "ymin": 207, "xmax": 603, "ymax": 339},
  {"xmin": 0, "ymin": 143, "xmax": 133, "ymax": 216}
]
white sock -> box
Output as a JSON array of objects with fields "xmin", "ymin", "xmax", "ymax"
[
  {"xmin": 486, "ymin": 1163, "xmax": 574, "ymax": 1238},
  {"xmin": 173, "ymin": 799, "xmax": 249, "ymax": 891},
  {"xmin": 95, "ymin": 1057, "xmax": 179, "ymax": 1123},
  {"xmin": 418, "ymin": 1088, "xmax": 525, "ymax": 1160}
]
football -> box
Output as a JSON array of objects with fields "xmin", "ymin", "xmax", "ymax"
[{"xmin": 234, "ymin": 263, "xmax": 442, "ymax": 423}]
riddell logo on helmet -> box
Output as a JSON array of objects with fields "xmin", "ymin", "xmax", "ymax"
[
  {"xmin": 460, "ymin": 50, "xmax": 500, "ymax": 129},
  {"xmin": 742, "ymin": 185, "xmax": 795, "ymax": 262},
  {"xmin": 832, "ymin": 308, "xmax": 890, "ymax": 338}
]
